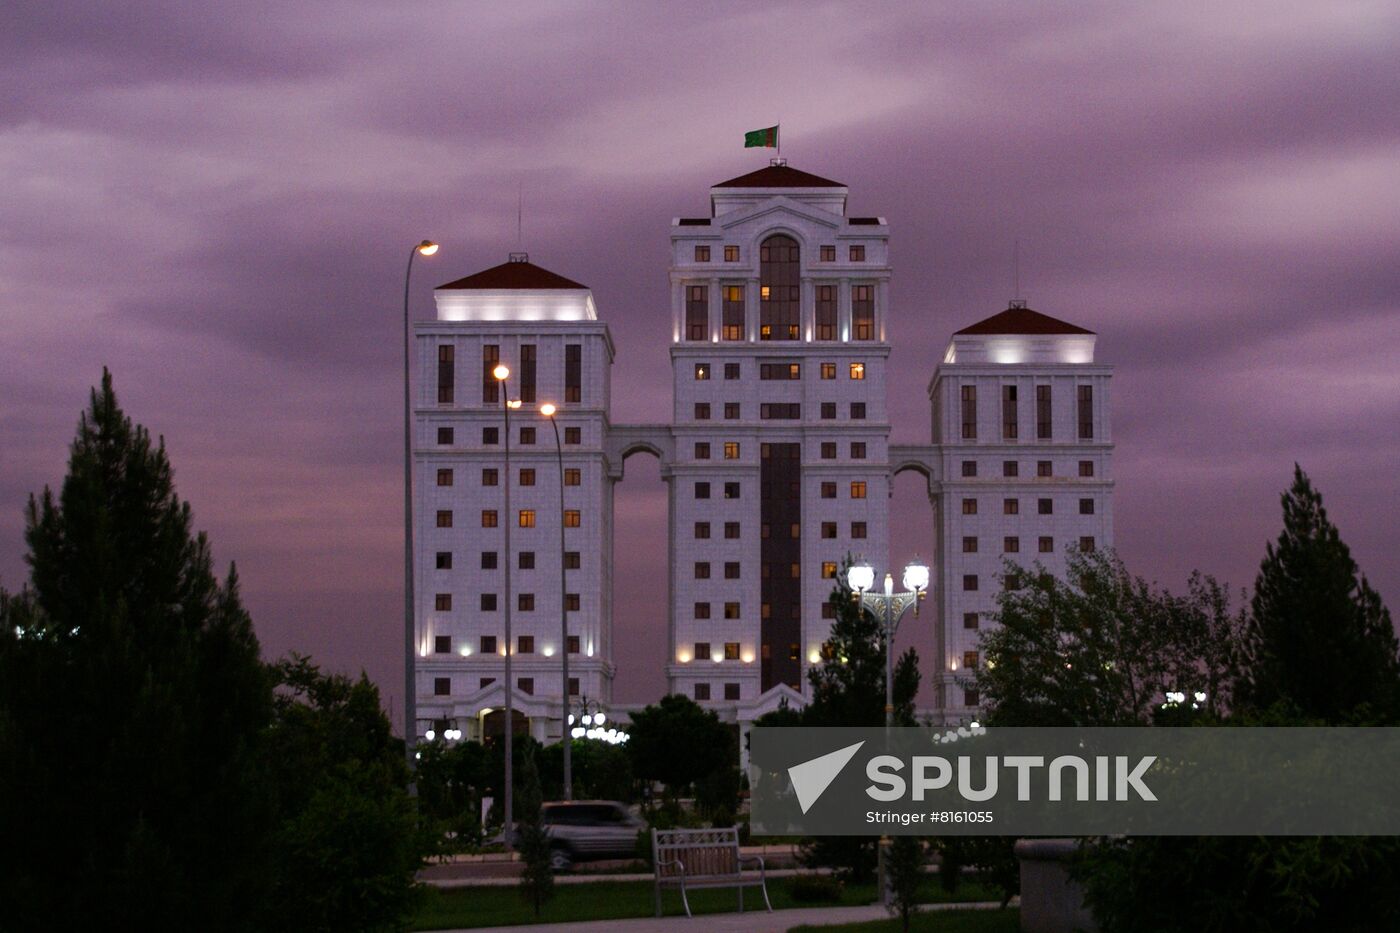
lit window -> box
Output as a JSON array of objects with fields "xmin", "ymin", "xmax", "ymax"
[
  {"xmin": 436, "ymin": 510, "xmax": 453, "ymax": 528},
  {"xmin": 821, "ymin": 362, "xmax": 836, "ymax": 379},
  {"xmin": 723, "ymin": 442, "xmax": 739, "ymax": 459},
  {"xmin": 851, "ymin": 481, "xmax": 867, "ymax": 499},
  {"xmin": 724, "ymin": 245, "xmax": 739, "ymax": 262},
  {"xmin": 822, "ymin": 561, "xmax": 837, "ymax": 579},
  {"xmin": 481, "ymin": 510, "xmax": 497, "ymax": 528},
  {"xmin": 565, "ymin": 468, "xmax": 581, "ymax": 486},
  {"xmin": 564, "ymin": 510, "xmax": 581, "ymax": 528},
  {"xmin": 963, "ymin": 651, "xmax": 979, "ymax": 670},
  {"xmin": 724, "ymin": 640, "xmax": 740, "ymax": 657},
  {"xmin": 852, "ymin": 284, "xmax": 873, "ymax": 339},
  {"xmin": 695, "ymin": 363, "xmax": 710, "ymax": 380},
  {"xmin": 518, "ymin": 510, "xmax": 535, "ymax": 528},
  {"xmin": 849, "ymin": 362, "xmax": 865, "ymax": 380}
]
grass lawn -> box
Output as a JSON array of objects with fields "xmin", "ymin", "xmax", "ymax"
[
  {"xmin": 789, "ymin": 908, "xmax": 1021, "ymax": 933},
  {"xmin": 412, "ymin": 876, "xmax": 1004, "ymax": 930}
]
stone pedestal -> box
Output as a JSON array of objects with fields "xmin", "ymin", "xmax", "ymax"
[{"xmin": 1014, "ymin": 838, "xmax": 1097, "ymax": 933}]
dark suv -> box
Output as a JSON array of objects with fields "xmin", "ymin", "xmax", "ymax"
[{"xmin": 535, "ymin": 801, "xmax": 643, "ymax": 870}]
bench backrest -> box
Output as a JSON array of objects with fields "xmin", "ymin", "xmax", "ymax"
[{"xmin": 652, "ymin": 826, "xmax": 740, "ymax": 878}]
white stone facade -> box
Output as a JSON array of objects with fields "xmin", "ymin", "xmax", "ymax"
[{"xmin": 410, "ymin": 164, "xmax": 1113, "ymax": 741}]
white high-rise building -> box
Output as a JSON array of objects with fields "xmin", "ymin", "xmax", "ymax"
[{"xmin": 410, "ymin": 163, "xmax": 1113, "ymax": 742}]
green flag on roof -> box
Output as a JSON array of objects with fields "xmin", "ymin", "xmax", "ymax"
[{"xmin": 744, "ymin": 125, "xmax": 779, "ymax": 148}]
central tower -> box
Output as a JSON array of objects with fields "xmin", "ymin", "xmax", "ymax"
[{"xmin": 667, "ymin": 162, "xmax": 892, "ymax": 715}]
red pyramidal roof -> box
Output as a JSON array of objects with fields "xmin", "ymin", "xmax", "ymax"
[
  {"xmin": 437, "ymin": 258, "xmax": 586, "ymax": 290},
  {"xmin": 712, "ymin": 164, "xmax": 845, "ymax": 188},
  {"xmin": 955, "ymin": 304, "xmax": 1094, "ymax": 336}
]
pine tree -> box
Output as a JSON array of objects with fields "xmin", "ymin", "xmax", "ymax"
[
  {"xmin": 0, "ymin": 370, "xmax": 272, "ymax": 931},
  {"xmin": 1238, "ymin": 466, "xmax": 1400, "ymax": 722}
]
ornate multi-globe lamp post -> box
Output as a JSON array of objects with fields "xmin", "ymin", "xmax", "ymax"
[
  {"xmin": 846, "ymin": 556, "xmax": 929, "ymax": 906},
  {"xmin": 538, "ymin": 403, "xmax": 573, "ymax": 799}
]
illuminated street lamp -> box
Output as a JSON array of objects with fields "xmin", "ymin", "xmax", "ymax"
[
  {"xmin": 846, "ymin": 555, "xmax": 928, "ymax": 907},
  {"xmin": 494, "ymin": 363, "xmax": 517, "ymax": 850},
  {"xmin": 403, "ymin": 239, "xmax": 437, "ymax": 765},
  {"xmin": 539, "ymin": 402, "xmax": 573, "ymax": 799}
]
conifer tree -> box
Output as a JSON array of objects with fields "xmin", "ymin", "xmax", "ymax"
[
  {"xmin": 1238, "ymin": 466, "xmax": 1400, "ymax": 722},
  {"xmin": 0, "ymin": 370, "xmax": 271, "ymax": 931}
]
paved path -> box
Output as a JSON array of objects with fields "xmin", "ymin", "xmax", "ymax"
[
  {"xmin": 422, "ymin": 865, "xmax": 825, "ymax": 889},
  {"xmin": 435, "ymin": 900, "xmax": 1012, "ymax": 933}
]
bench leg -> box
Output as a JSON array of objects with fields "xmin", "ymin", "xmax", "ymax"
[
  {"xmin": 761, "ymin": 879, "xmax": 773, "ymax": 913},
  {"xmin": 654, "ymin": 880, "xmax": 662, "ymax": 918},
  {"xmin": 738, "ymin": 885, "xmax": 743, "ymax": 913},
  {"xmin": 679, "ymin": 879, "xmax": 692, "ymax": 919}
]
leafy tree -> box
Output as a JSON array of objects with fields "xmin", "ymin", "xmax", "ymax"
[
  {"xmin": 1237, "ymin": 465, "xmax": 1400, "ymax": 722},
  {"xmin": 538, "ymin": 738, "xmax": 635, "ymax": 802},
  {"xmin": 799, "ymin": 564, "xmax": 921, "ymax": 883},
  {"xmin": 509, "ymin": 741, "xmax": 554, "ymax": 913},
  {"xmin": 0, "ymin": 370, "xmax": 271, "ymax": 932},
  {"xmin": 627, "ymin": 694, "xmax": 735, "ymax": 801},
  {"xmin": 977, "ymin": 549, "xmax": 1239, "ymax": 726},
  {"xmin": 885, "ymin": 836, "xmax": 926, "ymax": 932},
  {"xmin": 415, "ymin": 738, "xmax": 487, "ymax": 853},
  {"xmin": 259, "ymin": 656, "xmax": 424, "ymax": 932}
]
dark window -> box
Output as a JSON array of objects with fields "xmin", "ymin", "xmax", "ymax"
[
  {"xmin": 1004, "ymin": 498, "xmax": 1019, "ymax": 515},
  {"xmin": 852, "ymin": 521, "xmax": 867, "ymax": 539},
  {"xmin": 695, "ymin": 522, "xmax": 710, "ymax": 539},
  {"xmin": 724, "ymin": 562, "xmax": 741, "ymax": 579},
  {"xmin": 481, "ymin": 510, "xmax": 497, "ymax": 528},
  {"xmin": 568, "ymin": 677, "xmax": 579, "ymax": 696},
  {"xmin": 434, "ymin": 593, "xmax": 451, "ymax": 611},
  {"xmin": 519, "ymin": 426, "xmax": 535, "ymax": 445},
  {"xmin": 1004, "ymin": 536, "xmax": 1020, "ymax": 553},
  {"xmin": 820, "ymin": 244, "xmax": 836, "ymax": 261},
  {"xmin": 961, "ymin": 460, "xmax": 977, "ymax": 478},
  {"xmin": 821, "ymin": 362, "xmax": 836, "ymax": 379},
  {"xmin": 1037, "ymin": 460, "xmax": 1052, "ymax": 478},
  {"xmin": 482, "ymin": 344, "xmax": 499, "ymax": 404},
  {"xmin": 821, "ymin": 482, "xmax": 837, "ymax": 499},
  {"xmin": 695, "ymin": 482, "xmax": 710, "ymax": 500},
  {"xmin": 849, "ymin": 244, "xmax": 866, "ymax": 261},
  {"xmin": 437, "ymin": 426, "xmax": 454, "ymax": 444},
  {"xmin": 759, "ymin": 362, "xmax": 801, "ymax": 380},
  {"xmin": 961, "ymin": 385, "xmax": 977, "ymax": 439},
  {"xmin": 1037, "ymin": 385, "xmax": 1052, "ymax": 439},
  {"xmin": 438, "ymin": 345, "xmax": 455, "ymax": 404},
  {"xmin": 564, "ymin": 426, "xmax": 580, "ymax": 444},
  {"xmin": 1080, "ymin": 536, "xmax": 1096, "ymax": 552},
  {"xmin": 816, "ymin": 284, "xmax": 836, "ymax": 340},
  {"xmin": 481, "ymin": 635, "xmax": 497, "ymax": 654},
  {"xmin": 965, "ymin": 687, "xmax": 980, "ymax": 706},
  {"xmin": 686, "ymin": 284, "xmax": 708, "ymax": 341},
  {"xmin": 695, "ymin": 602, "xmax": 711, "ymax": 619},
  {"xmin": 695, "ymin": 442, "xmax": 711, "ymax": 460},
  {"xmin": 1002, "ymin": 384, "xmax": 1018, "ymax": 439},
  {"xmin": 565, "ymin": 344, "xmax": 581, "ymax": 403},
  {"xmin": 724, "ymin": 522, "xmax": 740, "ymax": 539},
  {"xmin": 519, "ymin": 468, "xmax": 535, "ymax": 486},
  {"xmin": 724, "ymin": 245, "xmax": 739, "ymax": 262},
  {"xmin": 963, "ymin": 574, "xmax": 979, "ymax": 591},
  {"xmin": 483, "ymin": 426, "xmax": 498, "ymax": 445},
  {"xmin": 963, "ymin": 536, "xmax": 978, "ymax": 553},
  {"xmin": 722, "ymin": 285, "xmax": 745, "ymax": 340},
  {"xmin": 480, "ymin": 593, "xmax": 497, "ymax": 611},
  {"xmin": 436, "ymin": 510, "xmax": 453, "ymax": 528},
  {"xmin": 695, "ymin": 561, "xmax": 710, "ymax": 579},
  {"xmin": 822, "ymin": 602, "xmax": 836, "ymax": 619},
  {"xmin": 694, "ymin": 683, "xmax": 711, "ymax": 701},
  {"xmin": 1079, "ymin": 460, "xmax": 1095, "ymax": 477},
  {"xmin": 519, "ymin": 344, "xmax": 536, "ymax": 403},
  {"xmin": 481, "ymin": 551, "xmax": 497, "ymax": 569},
  {"xmin": 518, "ymin": 551, "xmax": 534, "ymax": 569},
  {"xmin": 760, "ymin": 403, "xmax": 799, "ymax": 419},
  {"xmin": 565, "ymin": 593, "xmax": 579, "ymax": 611},
  {"xmin": 1078, "ymin": 385, "xmax": 1094, "ymax": 439},
  {"xmin": 962, "ymin": 498, "xmax": 977, "ymax": 515},
  {"xmin": 435, "ymin": 551, "xmax": 452, "ymax": 569},
  {"xmin": 852, "ymin": 284, "xmax": 874, "ymax": 339},
  {"xmin": 964, "ymin": 651, "xmax": 979, "ymax": 670},
  {"xmin": 518, "ymin": 678, "xmax": 533, "ymax": 695},
  {"xmin": 851, "ymin": 402, "xmax": 866, "ymax": 419},
  {"xmin": 1039, "ymin": 536, "xmax": 1054, "ymax": 553},
  {"xmin": 821, "ymin": 522, "xmax": 837, "ymax": 539},
  {"xmin": 518, "ymin": 635, "xmax": 534, "ymax": 653},
  {"xmin": 821, "ymin": 442, "xmax": 836, "ymax": 459},
  {"xmin": 963, "ymin": 612, "xmax": 979, "ymax": 630},
  {"xmin": 1079, "ymin": 498, "xmax": 1095, "ymax": 515},
  {"xmin": 694, "ymin": 244, "xmax": 710, "ymax": 262},
  {"xmin": 567, "ymin": 635, "xmax": 580, "ymax": 653},
  {"xmin": 759, "ymin": 235, "xmax": 800, "ymax": 340},
  {"xmin": 850, "ymin": 442, "xmax": 867, "ymax": 459},
  {"xmin": 694, "ymin": 402, "xmax": 711, "ymax": 420},
  {"xmin": 821, "ymin": 402, "xmax": 836, "ymax": 419},
  {"xmin": 564, "ymin": 551, "xmax": 580, "ymax": 569},
  {"xmin": 434, "ymin": 677, "xmax": 450, "ymax": 696},
  {"xmin": 724, "ymin": 682, "xmax": 741, "ymax": 700},
  {"xmin": 724, "ymin": 362, "xmax": 740, "ymax": 379},
  {"xmin": 725, "ymin": 402, "xmax": 741, "ymax": 419},
  {"xmin": 1038, "ymin": 498, "xmax": 1053, "ymax": 515},
  {"xmin": 1002, "ymin": 460, "xmax": 1019, "ymax": 477},
  {"xmin": 724, "ymin": 640, "xmax": 740, "ymax": 657},
  {"xmin": 482, "ymin": 468, "xmax": 498, "ymax": 486},
  {"xmin": 724, "ymin": 482, "xmax": 740, "ymax": 499}
]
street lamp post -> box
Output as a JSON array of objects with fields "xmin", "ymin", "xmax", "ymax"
[
  {"xmin": 540, "ymin": 403, "xmax": 571, "ymax": 800},
  {"xmin": 494, "ymin": 364, "xmax": 519, "ymax": 849},
  {"xmin": 846, "ymin": 556, "xmax": 928, "ymax": 908},
  {"xmin": 403, "ymin": 239, "xmax": 437, "ymax": 764}
]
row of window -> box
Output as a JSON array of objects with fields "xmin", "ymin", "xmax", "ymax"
[
  {"xmin": 961, "ymin": 534, "xmax": 1096, "ymax": 554},
  {"xmin": 438, "ymin": 343, "xmax": 582, "ymax": 406},
  {"xmin": 690, "ymin": 441, "xmax": 872, "ymax": 461},
  {"xmin": 692, "ymin": 683, "xmax": 743, "ymax": 701},
  {"xmin": 435, "ymin": 592, "xmax": 583, "ymax": 612},
  {"xmin": 435, "ymin": 550, "xmax": 582, "ymax": 571},
  {"xmin": 438, "ymin": 467, "xmax": 582, "ymax": 487},
  {"xmin": 683, "ymin": 284, "xmax": 875, "ymax": 342},
  {"xmin": 434, "ymin": 425, "xmax": 582, "ymax": 446},
  {"xmin": 435, "ymin": 509, "xmax": 582, "ymax": 528},
  {"xmin": 960, "ymin": 384, "xmax": 1095, "ymax": 441},
  {"xmin": 695, "ymin": 361, "xmax": 865, "ymax": 380},
  {"xmin": 433, "ymin": 634, "xmax": 582, "ymax": 655},
  {"xmin": 692, "ymin": 401, "xmax": 868, "ymax": 421},
  {"xmin": 433, "ymin": 676, "xmax": 577, "ymax": 697},
  {"xmin": 691, "ymin": 244, "xmax": 869, "ymax": 264},
  {"xmin": 959, "ymin": 497, "xmax": 1096, "ymax": 515},
  {"xmin": 960, "ymin": 460, "xmax": 1096, "ymax": 478},
  {"xmin": 958, "ymin": 542, "xmax": 1097, "ymax": 592},
  {"xmin": 693, "ymin": 480, "xmax": 869, "ymax": 500}
]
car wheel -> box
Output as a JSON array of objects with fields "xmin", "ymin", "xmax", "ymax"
[{"xmin": 549, "ymin": 847, "xmax": 573, "ymax": 872}]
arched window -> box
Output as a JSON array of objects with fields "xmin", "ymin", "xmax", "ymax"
[{"xmin": 759, "ymin": 234, "xmax": 800, "ymax": 341}]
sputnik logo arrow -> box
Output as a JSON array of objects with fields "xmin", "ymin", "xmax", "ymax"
[{"xmin": 788, "ymin": 741, "xmax": 865, "ymax": 813}]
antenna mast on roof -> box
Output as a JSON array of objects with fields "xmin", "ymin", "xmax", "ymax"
[
  {"xmin": 517, "ymin": 182, "xmax": 523, "ymax": 248},
  {"xmin": 1010, "ymin": 239, "xmax": 1027, "ymax": 309}
]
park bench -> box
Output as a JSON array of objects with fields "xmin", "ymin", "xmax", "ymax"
[{"xmin": 652, "ymin": 826, "xmax": 771, "ymax": 917}]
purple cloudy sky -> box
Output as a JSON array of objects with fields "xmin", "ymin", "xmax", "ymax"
[{"xmin": 4, "ymin": 2, "xmax": 1398, "ymax": 714}]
